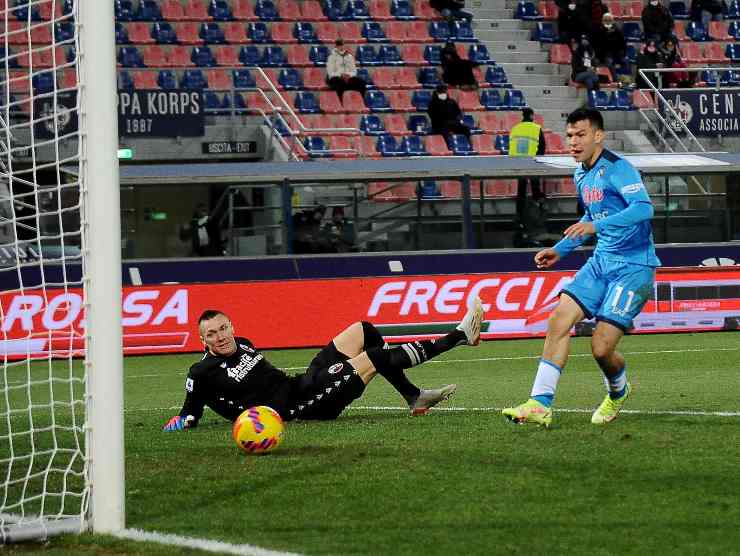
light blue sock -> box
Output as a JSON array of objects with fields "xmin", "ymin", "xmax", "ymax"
[
  {"xmin": 530, "ymin": 359, "xmax": 562, "ymax": 408},
  {"xmin": 603, "ymin": 366, "xmax": 627, "ymax": 400}
]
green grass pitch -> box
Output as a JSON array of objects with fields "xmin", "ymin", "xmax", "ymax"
[{"xmin": 4, "ymin": 331, "xmax": 740, "ymax": 555}]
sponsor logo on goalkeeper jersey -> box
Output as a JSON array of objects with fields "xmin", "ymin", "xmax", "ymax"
[{"xmin": 226, "ymin": 352, "xmax": 264, "ymax": 383}]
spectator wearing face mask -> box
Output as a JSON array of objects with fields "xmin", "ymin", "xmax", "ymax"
[
  {"xmin": 556, "ymin": 0, "xmax": 591, "ymax": 44},
  {"xmin": 427, "ymin": 84, "xmax": 472, "ymax": 139},
  {"xmin": 641, "ymin": 0, "xmax": 675, "ymax": 44},
  {"xmin": 593, "ymin": 13, "xmax": 626, "ymax": 78},
  {"xmin": 326, "ymin": 38, "xmax": 367, "ymax": 103},
  {"xmin": 571, "ymin": 35, "xmax": 600, "ymax": 91},
  {"xmin": 661, "ymin": 37, "xmax": 693, "ymax": 88},
  {"xmin": 635, "ymin": 39, "xmax": 665, "ymax": 89}
]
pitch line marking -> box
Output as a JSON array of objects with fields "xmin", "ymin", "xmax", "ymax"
[{"xmin": 114, "ymin": 528, "xmax": 304, "ymax": 556}]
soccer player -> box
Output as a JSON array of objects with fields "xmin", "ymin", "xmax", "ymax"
[
  {"xmin": 163, "ymin": 299, "xmax": 484, "ymax": 431},
  {"xmin": 502, "ymin": 107, "xmax": 660, "ymax": 427}
]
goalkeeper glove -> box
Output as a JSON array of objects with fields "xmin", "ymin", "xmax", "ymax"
[{"xmin": 162, "ymin": 415, "xmax": 194, "ymax": 432}]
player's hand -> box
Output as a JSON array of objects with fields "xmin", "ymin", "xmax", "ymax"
[
  {"xmin": 163, "ymin": 415, "xmax": 191, "ymax": 432},
  {"xmin": 563, "ymin": 221, "xmax": 595, "ymax": 239},
  {"xmin": 534, "ymin": 248, "xmax": 560, "ymax": 269}
]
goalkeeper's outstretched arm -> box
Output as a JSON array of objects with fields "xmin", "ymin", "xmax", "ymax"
[{"xmin": 163, "ymin": 379, "xmax": 206, "ymax": 431}]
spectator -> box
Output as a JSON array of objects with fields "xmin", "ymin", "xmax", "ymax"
[
  {"xmin": 440, "ymin": 41, "xmax": 478, "ymax": 89},
  {"xmin": 427, "ymin": 84, "xmax": 471, "ymax": 139},
  {"xmin": 690, "ymin": 0, "xmax": 723, "ymax": 26},
  {"xmin": 555, "ymin": 0, "xmax": 591, "ymax": 44},
  {"xmin": 571, "ymin": 35, "xmax": 600, "ymax": 91},
  {"xmin": 593, "ymin": 13, "xmax": 626, "ymax": 78},
  {"xmin": 635, "ymin": 39, "xmax": 665, "ymax": 89},
  {"xmin": 430, "ymin": 0, "xmax": 474, "ymax": 23},
  {"xmin": 642, "ymin": 0, "xmax": 675, "ymax": 44},
  {"xmin": 587, "ymin": 0, "xmax": 609, "ymax": 39},
  {"xmin": 661, "ymin": 37, "xmax": 693, "ymax": 87},
  {"xmin": 326, "ymin": 38, "xmax": 366, "ymax": 103},
  {"xmin": 181, "ymin": 203, "xmax": 223, "ymax": 257},
  {"xmin": 508, "ymin": 108, "xmax": 547, "ymax": 230}
]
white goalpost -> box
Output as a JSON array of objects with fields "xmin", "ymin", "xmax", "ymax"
[{"xmin": 0, "ymin": 0, "xmax": 123, "ymax": 541}]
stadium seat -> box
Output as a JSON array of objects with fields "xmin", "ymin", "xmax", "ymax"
[
  {"xmin": 429, "ymin": 21, "xmax": 451, "ymax": 42},
  {"xmin": 344, "ymin": 0, "xmax": 372, "ymax": 20},
  {"xmin": 119, "ymin": 70, "xmax": 135, "ymax": 89},
  {"xmin": 322, "ymin": 0, "xmax": 344, "ymax": 20},
  {"xmin": 419, "ymin": 180, "xmax": 442, "ymax": 197},
  {"xmin": 367, "ymin": 0, "xmax": 392, "ymax": 20},
  {"xmin": 727, "ymin": 43, "xmax": 740, "ymax": 61},
  {"xmin": 533, "ymin": 21, "xmax": 556, "ymax": 42},
  {"xmin": 471, "ymin": 134, "xmax": 498, "ymax": 155},
  {"xmin": 204, "ymin": 91, "xmax": 231, "ymax": 114},
  {"xmin": 116, "ymin": 23, "xmax": 130, "ymax": 44},
  {"xmin": 176, "ymin": 23, "xmax": 203, "ymax": 44},
  {"xmin": 400, "ymin": 44, "xmax": 426, "ymax": 65},
  {"xmin": 448, "ymin": 134, "xmax": 477, "ymax": 155},
  {"xmin": 686, "ymin": 21, "xmax": 709, "ymax": 41},
  {"xmin": 283, "ymin": 44, "xmax": 309, "ymax": 66},
  {"xmin": 192, "ymin": 45, "xmax": 217, "ymax": 66},
  {"xmin": 209, "ymin": 0, "xmax": 234, "ymax": 21},
  {"xmin": 603, "ymin": 1, "xmax": 624, "ymax": 18},
  {"xmin": 426, "ymin": 135, "xmax": 453, "ymax": 156},
  {"xmin": 168, "ymin": 46, "xmax": 194, "ymax": 66},
  {"xmin": 411, "ymin": 89, "xmax": 433, "ymax": 111},
  {"xmin": 157, "ymin": 69, "xmax": 177, "ymax": 89},
  {"xmin": 199, "ymin": 22, "xmax": 226, "ymax": 44},
  {"xmin": 588, "ymin": 89, "xmax": 612, "ymax": 110},
  {"xmin": 271, "ymin": 22, "xmax": 296, "ymax": 44},
  {"xmin": 316, "ymin": 90, "xmax": 341, "ymax": 113},
  {"xmin": 214, "ymin": 45, "xmax": 239, "ymax": 66},
  {"xmin": 255, "ymin": 0, "xmax": 280, "ymax": 21},
  {"xmin": 300, "ymin": 114, "xmax": 332, "ymax": 135},
  {"xmin": 294, "ymin": 22, "xmax": 319, "ymax": 43},
  {"xmin": 670, "ymin": 0, "xmax": 689, "ymax": 18},
  {"xmin": 415, "ymin": 0, "xmax": 440, "ymax": 19},
  {"xmin": 680, "ymin": 42, "xmax": 703, "ymax": 63},
  {"xmin": 232, "ymin": 0, "xmax": 257, "ymax": 20},
  {"xmin": 418, "ymin": 67, "xmax": 442, "ymax": 88},
  {"xmin": 304, "ymin": 136, "xmax": 332, "ymax": 158},
  {"xmin": 452, "ymin": 20, "xmax": 476, "ymax": 42},
  {"xmin": 248, "ymin": 22, "xmax": 271, "ymax": 43},
  {"xmin": 384, "ymin": 113, "xmax": 408, "ymax": 134},
  {"xmin": 362, "ymin": 21, "xmax": 387, "ymax": 42},
  {"xmin": 485, "ymin": 179, "xmax": 517, "ymax": 196},
  {"xmin": 365, "ymin": 90, "xmax": 391, "ymax": 112},
  {"xmin": 389, "ymin": 89, "xmax": 414, "ymax": 111},
  {"xmin": 704, "ymin": 42, "xmax": 729, "ymax": 63},
  {"xmin": 400, "ymin": 135, "xmax": 429, "ymax": 156},
  {"xmin": 233, "ymin": 68, "xmax": 256, "ymax": 88},
  {"xmin": 610, "ymin": 89, "xmax": 634, "ymax": 111},
  {"xmin": 136, "ymin": 0, "xmax": 163, "ymax": 21},
  {"xmin": 356, "ymin": 45, "xmax": 380, "ymax": 65},
  {"xmin": 673, "ymin": 21, "xmax": 689, "ymax": 41},
  {"xmin": 180, "ymin": 69, "xmax": 208, "ymax": 89},
  {"xmin": 361, "ymin": 137, "xmax": 382, "ymax": 158},
  {"xmin": 726, "ymin": 69, "xmax": 740, "ymax": 85},
  {"xmin": 295, "ymin": 91, "xmax": 322, "ymax": 113},
  {"xmin": 184, "ymin": 0, "xmax": 210, "ymax": 20},
  {"xmin": 280, "ymin": 0, "xmax": 302, "ymax": 20},
  {"xmin": 300, "ymin": 1, "xmax": 327, "ymax": 21},
  {"xmin": 159, "ymin": 0, "xmax": 186, "ymax": 21},
  {"xmin": 222, "ymin": 22, "xmax": 246, "ymax": 43},
  {"xmin": 309, "ymin": 45, "xmax": 330, "ymax": 65},
  {"xmin": 477, "ymin": 112, "xmax": 504, "ymax": 134},
  {"xmin": 327, "ymin": 135, "xmax": 358, "ymax": 158},
  {"xmin": 699, "ymin": 69, "xmax": 729, "ymax": 86},
  {"xmin": 299, "ymin": 66, "xmax": 325, "ymax": 89},
  {"xmin": 468, "ymin": 44, "xmax": 491, "ymax": 64},
  {"xmin": 622, "ymin": 22, "xmax": 643, "ymax": 42},
  {"xmin": 315, "ymin": 21, "xmax": 340, "ymax": 43},
  {"xmin": 504, "ymin": 89, "xmax": 526, "ymax": 109},
  {"xmin": 360, "ymin": 114, "xmax": 385, "ymax": 135},
  {"xmin": 261, "ymin": 46, "xmax": 287, "ymax": 66},
  {"xmin": 495, "ymin": 134, "xmax": 510, "ymax": 154},
  {"xmin": 118, "ymin": 46, "xmax": 145, "ymax": 67},
  {"xmin": 115, "ymin": 0, "xmax": 136, "ymax": 21},
  {"xmin": 424, "ymin": 44, "xmax": 443, "ymax": 65},
  {"xmin": 238, "ymin": 45, "xmax": 262, "ymax": 65},
  {"xmin": 484, "ymin": 66, "xmax": 509, "ymax": 87},
  {"xmin": 376, "ymin": 134, "xmax": 404, "ymax": 156},
  {"xmin": 339, "ymin": 22, "xmax": 363, "ymax": 43},
  {"xmin": 461, "ymin": 114, "xmax": 482, "ymax": 134},
  {"xmin": 407, "ymin": 114, "xmax": 431, "ymax": 134},
  {"xmin": 391, "ymin": 0, "xmax": 415, "ymax": 19},
  {"xmin": 32, "ymin": 72, "xmax": 55, "ymax": 94},
  {"xmin": 379, "ymin": 44, "xmax": 404, "ymax": 65},
  {"xmin": 729, "ymin": 21, "xmax": 740, "ymax": 38},
  {"xmin": 454, "ymin": 90, "xmax": 484, "ymax": 112},
  {"xmin": 127, "ymin": 22, "xmax": 153, "ymax": 44},
  {"xmin": 708, "ymin": 21, "xmax": 732, "ymax": 40},
  {"xmin": 152, "ymin": 22, "xmax": 178, "ymax": 44},
  {"xmin": 277, "ymin": 68, "xmax": 304, "ymax": 90},
  {"xmin": 480, "ymin": 89, "xmax": 503, "ymax": 110},
  {"xmin": 728, "ymin": 0, "xmax": 740, "ymax": 18},
  {"xmin": 632, "ymin": 89, "xmax": 655, "ymax": 109},
  {"xmin": 516, "ymin": 1, "xmax": 543, "ymax": 20}
]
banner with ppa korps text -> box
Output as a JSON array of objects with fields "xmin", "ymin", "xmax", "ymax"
[{"xmin": 0, "ymin": 267, "xmax": 738, "ymax": 357}]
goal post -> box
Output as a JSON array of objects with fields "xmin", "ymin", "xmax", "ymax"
[{"xmin": 0, "ymin": 0, "xmax": 124, "ymax": 541}]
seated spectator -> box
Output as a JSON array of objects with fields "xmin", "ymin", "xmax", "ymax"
[
  {"xmin": 642, "ymin": 0, "xmax": 675, "ymax": 44},
  {"xmin": 635, "ymin": 39, "xmax": 665, "ymax": 89},
  {"xmin": 593, "ymin": 13, "xmax": 626, "ymax": 78},
  {"xmin": 440, "ymin": 41, "xmax": 478, "ymax": 89},
  {"xmin": 571, "ymin": 36, "xmax": 600, "ymax": 91},
  {"xmin": 326, "ymin": 39, "xmax": 367, "ymax": 103},
  {"xmin": 661, "ymin": 37, "xmax": 693, "ymax": 87},
  {"xmin": 427, "ymin": 84, "xmax": 471, "ymax": 139},
  {"xmin": 690, "ymin": 0, "xmax": 723, "ymax": 26},
  {"xmin": 555, "ymin": 0, "xmax": 591, "ymax": 44},
  {"xmin": 430, "ymin": 0, "xmax": 474, "ymax": 22},
  {"xmin": 587, "ymin": 0, "xmax": 609, "ymax": 40}
]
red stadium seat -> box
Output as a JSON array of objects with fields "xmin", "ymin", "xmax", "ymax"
[
  {"xmin": 453, "ymin": 89, "xmax": 483, "ymax": 111},
  {"xmin": 544, "ymin": 131, "xmax": 568, "ymax": 154},
  {"xmin": 550, "ymin": 43, "xmax": 572, "ymax": 64},
  {"xmin": 127, "ymin": 22, "xmax": 155, "ymax": 44},
  {"xmin": 176, "ymin": 23, "xmax": 203, "ymax": 44},
  {"xmin": 499, "ymin": 112, "xmax": 520, "ymax": 133},
  {"xmin": 300, "ymin": 1, "xmax": 327, "ymax": 21},
  {"xmin": 38, "ymin": 0, "xmax": 62, "ymax": 20},
  {"xmin": 388, "ymin": 89, "xmax": 414, "ymax": 111},
  {"xmin": 206, "ymin": 69, "xmax": 231, "ymax": 89},
  {"xmin": 369, "ymin": 0, "xmax": 393, "ymax": 20},
  {"xmin": 603, "ymin": 1, "xmax": 624, "ymax": 18},
  {"xmin": 341, "ymin": 90, "xmax": 369, "ymax": 113},
  {"xmin": 271, "ymin": 22, "xmax": 297, "ymax": 43},
  {"xmin": 361, "ymin": 137, "xmax": 382, "ymax": 158},
  {"xmin": 284, "ymin": 44, "xmax": 310, "ymax": 66},
  {"xmin": 484, "ymin": 179, "xmax": 517, "ymax": 197},
  {"xmin": 627, "ymin": 1, "xmax": 643, "ymax": 19},
  {"xmin": 334, "ymin": 113, "xmax": 360, "ymax": 134},
  {"xmin": 168, "ymin": 45, "xmax": 194, "ymax": 67},
  {"xmin": 397, "ymin": 67, "xmax": 419, "ymax": 89},
  {"xmin": 328, "ymin": 136, "xmax": 358, "ymax": 158},
  {"xmin": 161, "ymin": 0, "xmax": 188, "ymax": 21},
  {"xmin": 319, "ymin": 90, "xmax": 343, "ymax": 113},
  {"xmin": 254, "ymin": 68, "xmax": 277, "ymax": 89},
  {"xmin": 680, "ymin": 42, "xmax": 702, "ymax": 63},
  {"xmin": 30, "ymin": 22, "xmax": 53, "ymax": 43},
  {"xmin": 245, "ymin": 91, "xmax": 273, "ymax": 114},
  {"xmin": 232, "ymin": 0, "xmax": 257, "ymax": 20},
  {"xmin": 6, "ymin": 21, "xmax": 26, "ymax": 45},
  {"xmin": 316, "ymin": 22, "xmax": 340, "ymax": 43},
  {"xmin": 632, "ymin": 89, "xmax": 655, "ymax": 108},
  {"xmin": 426, "ymin": 135, "xmax": 452, "ymax": 156},
  {"xmin": 214, "ymin": 45, "xmax": 240, "ymax": 65},
  {"xmin": 7, "ymin": 70, "xmax": 30, "ymax": 94},
  {"xmin": 400, "ymin": 44, "xmax": 425, "ymax": 65},
  {"xmin": 471, "ymin": 134, "xmax": 498, "ymax": 155},
  {"xmin": 478, "ymin": 112, "xmax": 504, "ymax": 134},
  {"xmin": 368, "ymin": 181, "xmax": 416, "ymax": 198},
  {"xmin": 223, "ymin": 22, "xmax": 247, "ymax": 43},
  {"xmin": 704, "ymin": 42, "xmax": 729, "ymax": 63},
  {"xmin": 384, "ymin": 113, "xmax": 407, "ymax": 134},
  {"xmin": 133, "ymin": 69, "xmax": 159, "ymax": 89},
  {"xmin": 406, "ymin": 21, "xmax": 431, "ymax": 43},
  {"xmin": 184, "ymin": 0, "xmax": 210, "ymax": 21},
  {"xmin": 673, "ymin": 21, "xmax": 689, "ymax": 41},
  {"xmin": 303, "ymin": 67, "xmax": 328, "ymax": 89},
  {"xmin": 142, "ymin": 45, "xmax": 168, "ymax": 67},
  {"xmin": 414, "ymin": 0, "xmax": 440, "ymax": 19},
  {"xmin": 280, "ymin": 0, "xmax": 302, "ymax": 20},
  {"xmin": 60, "ymin": 68, "xmax": 76, "ymax": 90},
  {"xmin": 455, "ymin": 43, "xmax": 468, "ymax": 59},
  {"xmin": 301, "ymin": 113, "xmax": 334, "ymax": 134},
  {"xmin": 385, "ymin": 21, "xmax": 407, "ymax": 43},
  {"xmin": 709, "ymin": 21, "xmax": 732, "ymax": 41},
  {"xmin": 340, "ymin": 22, "xmax": 364, "ymax": 43}
]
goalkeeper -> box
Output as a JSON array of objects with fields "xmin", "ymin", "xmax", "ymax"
[{"xmin": 163, "ymin": 300, "xmax": 484, "ymax": 431}]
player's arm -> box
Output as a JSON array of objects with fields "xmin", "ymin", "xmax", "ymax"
[
  {"xmin": 594, "ymin": 159, "xmax": 654, "ymax": 233},
  {"xmin": 553, "ymin": 212, "xmax": 594, "ymax": 255},
  {"xmin": 163, "ymin": 373, "xmax": 205, "ymax": 432}
]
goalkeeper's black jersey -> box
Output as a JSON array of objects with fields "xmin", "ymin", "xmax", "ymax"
[{"xmin": 178, "ymin": 337, "xmax": 296, "ymax": 423}]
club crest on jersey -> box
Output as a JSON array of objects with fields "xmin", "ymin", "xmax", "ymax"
[
  {"xmin": 582, "ymin": 185, "xmax": 604, "ymax": 205},
  {"xmin": 239, "ymin": 343, "xmax": 254, "ymax": 352},
  {"xmin": 598, "ymin": 167, "xmax": 606, "ymax": 177},
  {"xmin": 328, "ymin": 363, "xmax": 344, "ymax": 374},
  {"xmin": 185, "ymin": 378, "xmax": 194, "ymax": 392}
]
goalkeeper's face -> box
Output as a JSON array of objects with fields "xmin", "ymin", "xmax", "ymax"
[{"xmin": 200, "ymin": 314, "xmax": 237, "ymax": 357}]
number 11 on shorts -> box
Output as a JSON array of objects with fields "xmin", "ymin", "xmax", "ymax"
[{"xmin": 611, "ymin": 285, "xmax": 634, "ymax": 316}]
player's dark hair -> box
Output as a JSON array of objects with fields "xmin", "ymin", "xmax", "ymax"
[
  {"xmin": 566, "ymin": 107, "xmax": 604, "ymax": 131},
  {"xmin": 198, "ymin": 309, "xmax": 228, "ymax": 326}
]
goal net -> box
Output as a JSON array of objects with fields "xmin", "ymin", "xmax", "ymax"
[{"xmin": 0, "ymin": 0, "xmax": 123, "ymax": 542}]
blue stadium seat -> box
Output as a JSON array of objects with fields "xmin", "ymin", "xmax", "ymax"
[
  {"xmin": 209, "ymin": 0, "xmax": 234, "ymax": 21},
  {"xmin": 239, "ymin": 45, "xmax": 262, "ymax": 65},
  {"xmin": 356, "ymin": 67, "xmax": 374, "ymax": 87},
  {"xmin": 379, "ymin": 44, "xmax": 403, "ymax": 65},
  {"xmin": 391, "ymin": 0, "xmax": 415, "ymax": 19},
  {"xmin": 118, "ymin": 70, "xmax": 134, "ymax": 89},
  {"xmin": 180, "ymin": 69, "xmax": 208, "ymax": 89},
  {"xmin": 365, "ymin": 90, "xmax": 391, "ymax": 112},
  {"xmin": 515, "ymin": 1, "xmax": 543, "ymax": 20},
  {"xmin": 234, "ymin": 93, "xmax": 248, "ymax": 113},
  {"xmin": 201, "ymin": 23, "xmax": 226, "ymax": 44},
  {"xmin": 686, "ymin": 21, "xmax": 709, "ymax": 41},
  {"xmin": 625, "ymin": 44, "xmax": 638, "ymax": 63},
  {"xmin": 588, "ymin": 89, "xmax": 612, "ymax": 110},
  {"xmin": 55, "ymin": 22, "xmax": 75, "ymax": 42},
  {"xmin": 344, "ymin": 0, "xmax": 371, "ymax": 20},
  {"xmin": 115, "ymin": 0, "xmax": 136, "ymax": 21},
  {"xmin": 118, "ymin": 46, "xmax": 144, "ymax": 67},
  {"xmin": 504, "ymin": 89, "xmax": 526, "ymax": 109},
  {"xmin": 412, "ymin": 89, "xmax": 433, "ymax": 111},
  {"xmin": 310, "ymin": 45, "xmax": 330, "ymax": 65},
  {"xmin": 533, "ymin": 22, "xmax": 556, "ymax": 43},
  {"xmin": 408, "ymin": 114, "xmax": 431, "ymax": 134},
  {"xmin": 152, "ymin": 22, "xmax": 178, "ymax": 44},
  {"xmin": 255, "ymin": 0, "xmax": 280, "ymax": 21},
  {"xmin": 360, "ymin": 114, "xmax": 385, "ymax": 135},
  {"xmin": 278, "ymin": 68, "xmax": 304, "ymax": 90},
  {"xmin": 157, "ymin": 70, "xmax": 178, "ymax": 89},
  {"xmin": 63, "ymin": 0, "xmax": 74, "ymax": 15},
  {"xmin": 136, "ymin": 0, "xmax": 163, "ymax": 21},
  {"xmin": 304, "ymin": 136, "xmax": 332, "ymax": 157},
  {"xmin": 32, "ymin": 72, "xmax": 55, "ymax": 94},
  {"xmin": 485, "ymin": 66, "xmax": 510, "ymax": 87},
  {"xmin": 452, "ymin": 20, "xmax": 476, "ymax": 42},
  {"xmin": 294, "ymin": 22, "xmax": 318, "ymax": 43},
  {"xmin": 233, "ymin": 69, "xmax": 256, "ymax": 88},
  {"xmin": 13, "ymin": 1, "xmax": 40, "ymax": 20},
  {"xmin": 248, "ymin": 22, "xmax": 272, "ymax": 43},
  {"xmin": 669, "ymin": 1, "xmax": 689, "ymax": 19},
  {"xmin": 481, "ymin": 89, "xmax": 503, "ymax": 110},
  {"xmin": 448, "ymin": 134, "xmax": 477, "ymax": 155},
  {"xmin": 622, "ymin": 22, "xmax": 643, "ymax": 42},
  {"xmin": 700, "ymin": 69, "xmax": 729, "ymax": 86},
  {"xmin": 261, "ymin": 46, "xmax": 287, "ymax": 66},
  {"xmin": 204, "ymin": 91, "xmax": 230, "ymax": 114},
  {"xmin": 468, "ymin": 44, "xmax": 490, "ymax": 64},
  {"xmin": 729, "ymin": 21, "xmax": 740, "ymax": 38},
  {"xmin": 424, "ymin": 44, "xmax": 442, "ymax": 65},
  {"xmin": 726, "ymin": 43, "xmax": 740, "ymax": 61},
  {"xmin": 377, "ymin": 134, "xmax": 404, "ymax": 157},
  {"xmin": 420, "ymin": 180, "xmax": 440, "ymax": 197},
  {"xmin": 726, "ymin": 69, "xmax": 740, "ymax": 85},
  {"xmin": 727, "ymin": 0, "xmax": 740, "ymax": 18},
  {"xmin": 0, "ymin": 46, "xmax": 19, "ymax": 68},
  {"xmin": 272, "ymin": 116, "xmax": 291, "ymax": 137},
  {"xmin": 495, "ymin": 134, "xmax": 509, "ymax": 154},
  {"xmin": 356, "ymin": 45, "xmax": 380, "ymax": 66},
  {"xmin": 401, "ymin": 135, "xmax": 429, "ymax": 156},
  {"xmin": 362, "ymin": 22, "xmax": 387, "ymax": 42},
  {"xmin": 418, "ymin": 67, "xmax": 442, "ymax": 88},
  {"xmin": 116, "ymin": 23, "xmax": 130, "ymax": 44},
  {"xmin": 192, "ymin": 46, "xmax": 217, "ymax": 67},
  {"xmin": 294, "ymin": 91, "xmax": 321, "ymax": 113},
  {"xmin": 429, "ymin": 21, "xmax": 451, "ymax": 42},
  {"xmin": 323, "ymin": 0, "xmax": 344, "ymax": 20},
  {"xmin": 461, "ymin": 114, "xmax": 482, "ymax": 134}
]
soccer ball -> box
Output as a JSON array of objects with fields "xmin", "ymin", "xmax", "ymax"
[{"xmin": 232, "ymin": 406, "xmax": 285, "ymax": 455}]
